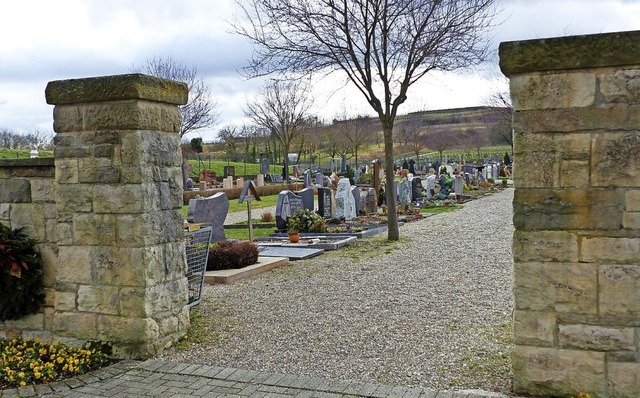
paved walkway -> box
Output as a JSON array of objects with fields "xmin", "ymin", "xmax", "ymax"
[{"xmin": 1, "ymin": 360, "xmax": 513, "ymax": 398}]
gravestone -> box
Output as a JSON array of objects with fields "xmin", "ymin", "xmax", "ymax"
[
  {"xmin": 341, "ymin": 153, "xmax": 347, "ymax": 173},
  {"xmin": 222, "ymin": 176, "xmax": 233, "ymax": 189},
  {"xmin": 297, "ymin": 187, "xmax": 315, "ymax": 211},
  {"xmin": 454, "ymin": 174, "xmax": 464, "ymax": 200},
  {"xmin": 324, "ymin": 175, "xmax": 332, "ymax": 188},
  {"xmin": 408, "ymin": 159, "xmax": 416, "ymax": 174},
  {"xmin": 398, "ymin": 178, "xmax": 411, "ymax": 205},
  {"xmin": 411, "ymin": 177, "xmax": 423, "ymax": 202},
  {"xmin": 292, "ymin": 165, "xmax": 302, "ymax": 178},
  {"xmin": 185, "ymin": 177, "xmax": 193, "ymax": 190},
  {"xmin": 464, "ymin": 172, "xmax": 471, "ymax": 186},
  {"xmin": 223, "ymin": 165, "xmax": 235, "ymax": 178},
  {"xmin": 275, "ymin": 190, "xmax": 305, "ymax": 230},
  {"xmin": 354, "ymin": 169, "xmax": 361, "ymax": 184},
  {"xmin": 364, "ymin": 188, "xmax": 377, "ymax": 215},
  {"xmin": 351, "ymin": 186, "xmax": 362, "ymax": 216},
  {"xmin": 187, "ymin": 192, "xmax": 229, "ymax": 243},
  {"xmin": 236, "ymin": 177, "xmax": 244, "ymax": 188},
  {"xmin": 315, "ymin": 172, "xmax": 324, "ymax": 186},
  {"xmin": 272, "ymin": 174, "xmax": 283, "ymax": 183},
  {"xmin": 492, "ymin": 163, "xmax": 499, "ymax": 180},
  {"xmin": 256, "ymin": 174, "xmax": 265, "ymax": 187},
  {"xmin": 317, "ymin": 187, "xmax": 333, "ymax": 219},
  {"xmin": 304, "ymin": 169, "xmax": 312, "ymax": 187},
  {"xmin": 335, "ymin": 178, "xmax": 356, "ymax": 220},
  {"xmin": 261, "ymin": 158, "xmax": 270, "ymax": 175}
]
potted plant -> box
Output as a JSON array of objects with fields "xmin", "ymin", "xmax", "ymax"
[
  {"xmin": 286, "ymin": 214, "xmax": 303, "ymax": 243},
  {"xmin": 286, "ymin": 209, "xmax": 327, "ymax": 242}
]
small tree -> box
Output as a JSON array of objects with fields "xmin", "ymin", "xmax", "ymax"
[
  {"xmin": 132, "ymin": 56, "xmax": 220, "ymax": 138},
  {"xmin": 190, "ymin": 137, "xmax": 203, "ymax": 153}
]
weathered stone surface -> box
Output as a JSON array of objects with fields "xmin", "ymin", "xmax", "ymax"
[
  {"xmin": 77, "ymin": 285, "xmax": 119, "ymax": 315},
  {"xmin": 0, "ymin": 178, "xmax": 30, "ymax": 202},
  {"xmin": 46, "ymin": 73, "xmax": 187, "ymax": 105},
  {"xmin": 118, "ymin": 287, "xmax": 150, "ymax": 318},
  {"xmin": 500, "ymin": 30, "xmax": 640, "ymax": 75},
  {"xmin": 608, "ymin": 362, "xmax": 640, "ymax": 398},
  {"xmin": 599, "ymin": 264, "xmax": 640, "ymax": 318},
  {"xmin": 10, "ymin": 203, "xmax": 46, "ymax": 241},
  {"xmin": 514, "ymin": 105, "xmax": 640, "ymax": 134},
  {"xmin": 582, "ymin": 238, "xmax": 640, "ymax": 263},
  {"xmin": 559, "ymin": 160, "xmax": 590, "ymax": 188},
  {"xmin": 54, "ymin": 291, "xmax": 77, "ymax": 312},
  {"xmin": 54, "ymin": 158, "xmax": 79, "ymax": 184},
  {"xmin": 559, "ymin": 324, "xmax": 635, "ymax": 351},
  {"xmin": 56, "ymin": 184, "xmax": 93, "ymax": 216},
  {"xmin": 512, "ymin": 346, "xmax": 606, "ymax": 397},
  {"xmin": 120, "ymin": 131, "xmax": 181, "ymax": 167},
  {"xmin": 592, "ymin": 132, "xmax": 640, "ymax": 187},
  {"xmin": 513, "ymin": 188, "xmax": 624, "ymax": 230},
  {"xmin": 53, "ymin": 312, "xmax": 98, "ymax": 339},
  {"xmin": 514, "ymin": 262, "xmax": 598, "ymax": 314},
  {"xmin": 509, "ymin": 72, "xmax": 595, "ymax": 110},
  {"xmin": 92, "ymin": 184, "xmax": 156, "ymax": 214},
  {"xmin": 114, "ymin": 211, "xmax": 182, "ymax": 247},
  {"xmin": 73, "ymin": 213, "xmax": 116, "ymax": 245},
  {"xmin": 623, "ymin": 212, "xmax": 640, "ymax": 229},
  {"xmin": 513, "ymin": 310, "xmax": 556, "ymax": 346},
  {"xmin": 91, "ymin": 245, "xmax": 164, "ymax": 287},
  {"xmin": 512, "ymin": 150, "xmax": 559, "ymax": 188},
  {"xmin": 599, "ymin": 67, "xmax": 640, "ymax": 105},
  {"xmin": 627, "ymin": 190, "xmax": 640, "ymax": 211},
  {"xmin": 96, "ymin": 315, "xmax": 159, "ymax": 343},
  {"xmin": 0, "ymin": 203, "xmax": 9, "ymax": 219},
  {"xmin": 56, "ymin": 246, "xmax": 93, "ymax": 284},
  {"xmin": 5, "ymin": 313, "xmax": 45, "ymax": 330},
  {"xmin": 513, "ymin": 230, "xmax": 578, "ymax": 262},
  {"xmin": 30, "ymin": 179, "xmax": 55, "ymax": 203}
]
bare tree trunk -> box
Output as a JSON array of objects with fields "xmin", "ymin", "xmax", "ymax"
[{"xmin": 383, "ymin": 122, "xmax": 399, "ymax": 241}]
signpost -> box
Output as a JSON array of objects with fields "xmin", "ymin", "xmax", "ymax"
[{"xmin": 238, "ymin": 180, "xmax": 262, "ymax": 241}]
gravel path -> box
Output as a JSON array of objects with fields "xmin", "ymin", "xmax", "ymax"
[{"xmin": 163, "ymin": 188, "xmax": 515, "ymax": 394}]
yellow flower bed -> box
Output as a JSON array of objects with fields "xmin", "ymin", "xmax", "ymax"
[{"xmin": 0, "ymin": 338, "xmax": 109, "ymax": 389}]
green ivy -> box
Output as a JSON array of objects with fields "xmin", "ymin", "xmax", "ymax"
[{"xmin": 0, "ymin": 223, "xmax": 45, "ymax": 321}]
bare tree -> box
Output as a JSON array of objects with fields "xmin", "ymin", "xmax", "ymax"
[
  {"xmin": 485, "ymin": 76, "xmax": 514, "ymax": 152},
  {"xmin": 428, "ymin": 129, "xmax": 452, "ymax": 163},
  {"xmin": 244, "ymin": 80, "xmax": 313, "ymax": 181},
  {"xmin": 132, "ymin": 56, "xmax": 220, "ymax": 138},
  {"xmin": 334, "ymin": 114, "xmax": 372, "ymax": 169},
  {"xmin": 407, "ymin": 128, "xmax": 429, "ymax": 165},
  {"xmin": 234, "ymin": 0, "xmax": 498, "ymax": 240}
]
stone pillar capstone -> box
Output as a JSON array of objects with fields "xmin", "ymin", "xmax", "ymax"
[
  {"xmin": 45, "ymin": 74, "xmax": 190, "ymax": 358},
  {"xmin": 501, "ymin": 31, "xmax": 640, "ymax": 397}
]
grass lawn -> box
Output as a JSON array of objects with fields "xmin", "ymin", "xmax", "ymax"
[{"xmin": 182, "ymin": 194, "xmax": 279, "ymax": 219}]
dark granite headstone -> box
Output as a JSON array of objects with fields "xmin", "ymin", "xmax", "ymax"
[
  {"xmin": 315, "ymin": 172, "xmax": 324, "ymax": 186},
  {"xmin": 411, "ymin": 177, "xmax": 423, "ymax": 201},
  {"xmin": 364, "ymin": 188, "xmax": 377, "ymax": 215},
  {"xmin": 351, "ymin": 186, "xmax": 362, "ymax": 216},
  {"xmin": 408, "ymin": 159, "xmax": 416, "ymax": 174},
  {"xmin": 317, "ymin": 187, "xmax": 333, "ymax": 219},
  {"xmin": 275, "ymin": 190, "xmax": 305, "ymax": 230},
  {"xmin": 304, "ymin": 169, "xmax": 312, "ymax": 187},
  {"xmin": 464, "ymin": 172, "xmax": 471, "ymax": 186},
  {"xmin": 297, "ymin": 187, "xmax": 314, "ymax": 211},
  {"xmin": 261, "ymin": 158, "xmax": 270, "ymax": 175},
  {"xmin": 187, "ymin": 192, "xmax": 229, "ymax": 243},
  {"xmin": 341, "ymin": 153, "xmax": 347, "ymax": 173},
  {"xmin": 223, "ymin": 165, "xmax": 235, "ymax": 178},
  {"xmin": 272, "ymin": 174, "xmax": 283, "ymax": 183}
]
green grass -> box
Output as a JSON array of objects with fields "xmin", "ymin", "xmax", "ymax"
[
  {"xmin": 182, "ymin": 194, "xmax": 279, "ymax": 219},
  {"xmin": 224, "ymin": 227, "xmax": 274, "ymax": 240},
  {"xmin": 420, "ymin": 205, "xmax": 462, "ymax": 214},
  {"xmin": 0, "ymin": 148, "xmax": 53, "ymax": 159}
]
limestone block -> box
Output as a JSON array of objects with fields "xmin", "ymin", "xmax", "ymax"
[
  {"xmin": 10, "ymin": 203, "xmax": 46, "ymax": 241},
  {"xmin": 56, "ymin": 246, "xmax": 93, "ymax": 284},
  {"xmin": 145, "ymin": 280, "xmax": 189, "ymax": 315},
  {"xmin": 627, "ymin": 190, "xmax": 640, "ymax": 211},
  {"xmin": 509, "ymin": 72, "xmax": 596, "ymax": 111},
  {"xmin": 54, "ymin": 222, "xmax": 73, "ymax": 245},
  {"xmin": 623, "ymin": 212, "xmax": 640, "ymax": 229},
  {"xmin": 514, "ymin": 262, "xmax": 598, "ymax": 314},
  {"xmin": 53, "ymin": 312, "xmax": 98, "ymax": 339},
  {"xmin": 5, "ymin": 313, "xmax": 45, "ymax": 330},
  {"xmin": 56, "ymin": 184, "xmax": 93, "ymax": 215},
  {"xmin": 513, "ymin": 310, "xmax": 556, "ymax": 346},
  {"xmin": 512, "ymin": 150, "xmax": 559, "ymax": 188},
  {"xmin": 54, "ymin": 158, "xmax": 79, "ymax": 184},
  {"xmin": 513, "ymin": 188, "xmax": 624, "ymax": 231},
  {"xmin": 599, "ymin": 68, "xmax": 640, "ymax": 105},
  {"xmin": 513, "ymin": 230, "xmax": 578, "ymax": 262},
  {"xmin": 120, "ymin": 131, "xmax": 181, "ymax": 168},
  {"xmin": 592, "ymin": 132, "xmax": 640, "ymax": 187},
  {"xmin": 92, "ymin": 184, "xmax": 155, "ymax": 214},
  {"xmin": 559, "ymin": 160, "xmax": 590, "ymax": 188},
  {"xmin": 43, "ymin": 307, "xmax": 54, "ymax": 331},
  {"xmin": 0, "ymin": 178, "xmax": 30, "ymax": 202},
  {"xmin": 559, "ymin": 324, "xmax": 634, "ymax": 351},
  {"xmin": 54, "ymin": 291, "xmax": 77, "ymax": 312},
  {"xmin": 115, "ymin": 213, "xmax": 182, "ymax": 247},
  {"xmin": 73, "ymin": 213, "xmax": 116, "ymax": 245},
  {"xmin": 164, "ymin": 241, "xmax": 188, "ymax": 281},
  {"xmin": 30, "ymin": 179, "xmax": 55, "ymax": 203},
  {"xmin": 37, "ymin": 243, "xmax": 58, "ymax": 286},
  {"xmin": 599, "ymin": 264, "xmax": 640, "ymax": 319},
  {"xmin": 22, "ymin": 331, "xmax": 53, "ymax": 343},
  {"xmin": 92, "ymin": 245, "xmax": 163, "ymax": 287},
  {"xmin": 77, "ymin": 285, "xmax": 119, "ymax": 315},
  {"xmin": 96, "ymin": 315, "xmax": 159, "ymax": 344},
  {"xmin": 118, "ymin": 287, "xmax": 150, "ymax": 318},
  {"xmin": 514, "ymin": 106, "xmax": 640, "ymax": 134},
  {"xmin": 608, "ymin": 362, "xmax": 640, "ymax": 398},
  {"xmin": 512, "ymin": 346, "xmax": 605, "ymax": 397},
  {"xmin": 582, "ymin": 238, "xmax": 640, "ymax": 263},
  {"xmin": 0, "ymin": 203, "xmax": 10, "ymax": 219}
]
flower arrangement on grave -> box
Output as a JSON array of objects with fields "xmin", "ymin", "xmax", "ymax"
[
  {"xmin": 286, "ymin": 209, "xmax": 327, "ymax": 234},
  {"xmin": 0, "ymin": 223, "xmax": 45, "ymax": 321}
]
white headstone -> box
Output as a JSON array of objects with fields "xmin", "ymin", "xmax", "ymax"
[
  {"xmin": 256, "ymin": 174, "xmax": 265, "ymax": 187},
  {"xmin": 335, "ymin": 178, "xmax": 356, "ymax": 220}
]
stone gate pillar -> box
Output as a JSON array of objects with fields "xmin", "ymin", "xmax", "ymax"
[
  {"xmin": 45, "ymin": 74, "xmax": 190, "ymax": 358},
  {"xmin": 500, "ymin": 31, "xmax": 640, "ymax": 397}
]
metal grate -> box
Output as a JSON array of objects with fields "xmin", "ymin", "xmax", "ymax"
[{"xmin": 184, "ymin": 227, "xmax": 212, "ymax": 306}]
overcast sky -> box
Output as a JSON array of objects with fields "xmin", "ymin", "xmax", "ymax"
[{"xmin": 1, "ymin": 0, "xmax": 639, "ymax": 142}]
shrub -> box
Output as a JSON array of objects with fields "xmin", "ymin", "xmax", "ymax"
[
  {"xmin": 0, "ymin": 223, "xmax": 45, "ymax": 321},
  {"xmin": 207, "ymin": 240, "xmax": 259, "ymax": 271},
  {"xmin": 260, "ymin": 212, "xmax": 274, "ymax": 222},
  {"xmin": 0, "ymin": 338, "xmax": 110, "ymax": 389},
  {"xmin": 286, "ymin": 209, "xmax": 327, "ymax": 233}
]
